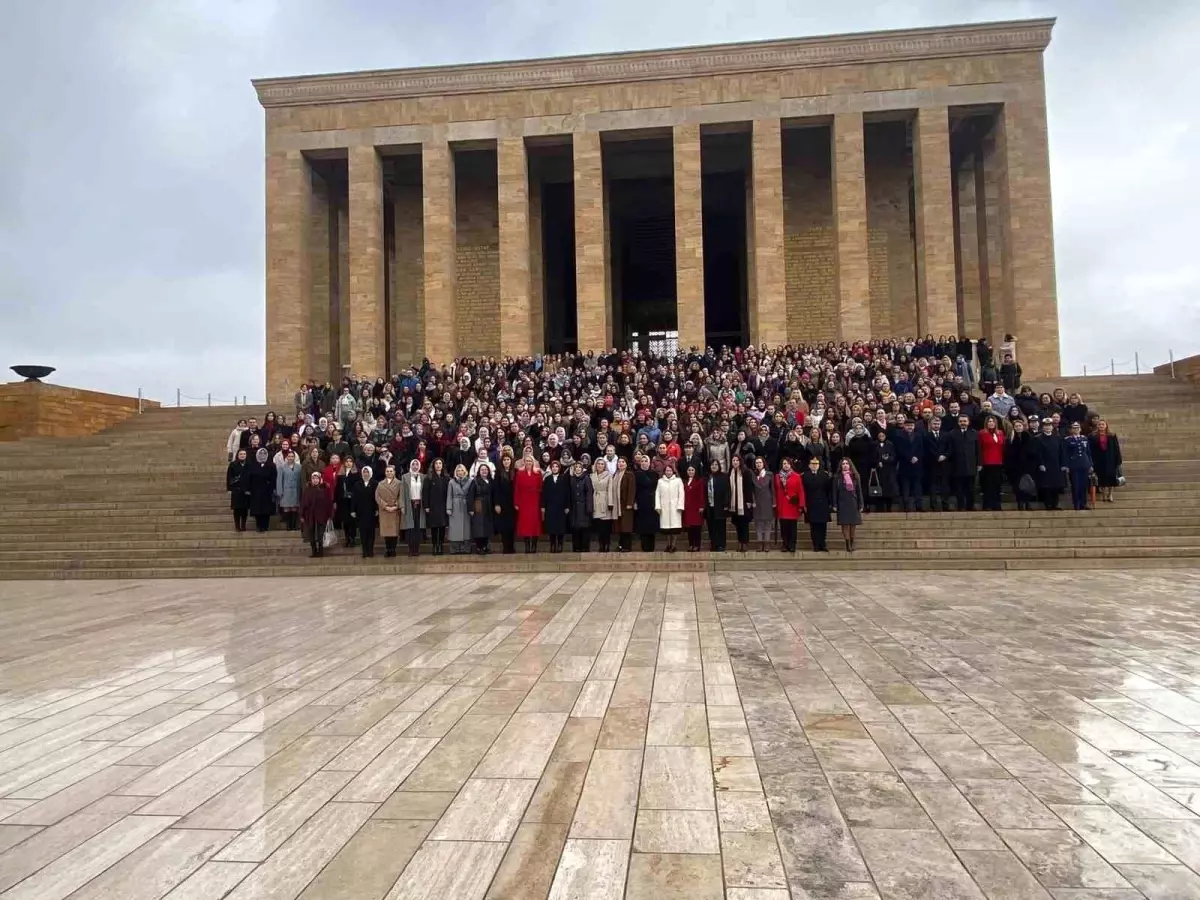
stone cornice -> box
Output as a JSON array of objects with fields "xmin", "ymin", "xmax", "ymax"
[{"xmin": 253, "ymin": 18, "xmax": 1053, "ymax": 108}]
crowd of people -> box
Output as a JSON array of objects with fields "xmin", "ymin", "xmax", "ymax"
[{"xmin": 224, "ymin": 337, "xmax": 1123, "ymax": 559}]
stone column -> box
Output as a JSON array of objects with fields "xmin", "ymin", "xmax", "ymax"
[
  {"xmin": 997, "ymin": 97, "xmax": 1060, "ymax": 378},
  {"xmin": 955, "ymin": 154, "xmax": 984, "ymax": 337},
  {"xmin": 422, "ymin": 137, "xmax": 457, "ymax": 364},
  {"xmin": 574, "ymin": 131, "xmax": 610, "ymax": 352},
  {"xmin": 347, "ymin": 145, "xmax": 385, "ymax": 378},
  {"xmin": 673, "ymin": 123, "xmax": 705, "ymax": 351},
  {"xmin": 498, "ymin": 137, "xmax": 532, "ymax": 358},
  {"xmin": 529, "ymin": 175, "xmax": 545, "ymax": 354},
  {"xmin": 749, "ymin": 118, "xmax": 787, "ymax": 347},
  {"xmin": 308, "ymin": 169, "xmax": 332, "ymax": 384},
  {"xmin": 912, "ymin": 106, "xmax": 958, "ymax": 337},
  {"xmin": 832, "ymin": 112, "xmax": 871, "ymax": 341},
  {"xmin": 265, "ymin": 150, "xmax": 311, "ymax": 406}
]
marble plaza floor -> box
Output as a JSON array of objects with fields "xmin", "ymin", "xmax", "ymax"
[{"xmin": 1, "ymin": 574, "xmax": 1200, "ymax": 899}]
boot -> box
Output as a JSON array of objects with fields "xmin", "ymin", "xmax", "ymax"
[{"xmin": 845, "ymin": 539, "xmax": 851, "ymax": 552}]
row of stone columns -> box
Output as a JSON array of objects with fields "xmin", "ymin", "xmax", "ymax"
[{"xmin": 266, "ymin": 102, "xmax": 1056, "ymax": 402}]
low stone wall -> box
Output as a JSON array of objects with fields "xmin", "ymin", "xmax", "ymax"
[
  {"xmin": 1154, "ymin": 354, "xmax": 1200, "ymax": 384},
  {"xmin": 0, "ymin": 383, "xmax": 160, "ymax": 441}
]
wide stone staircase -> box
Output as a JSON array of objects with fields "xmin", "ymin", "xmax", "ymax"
[{"xmin": 0, "ymin": 374, "xmax": 1197, "ymax": 579}]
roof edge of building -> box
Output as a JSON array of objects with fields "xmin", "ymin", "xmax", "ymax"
[{"xmin": 253, "ymin": 17, "xmax": 1054, "ymax": 109}]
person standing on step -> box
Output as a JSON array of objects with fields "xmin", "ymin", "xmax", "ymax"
[
  {"xmin": 1064, "ymin": 421, "xmax": 1095, "ymax": 512},
  {"xmin": 705, "ymin": 458, "xmax": 731, "ymax": 552},
  {"xmin": 226, "ymin": 448, "xmax": 250, "ymax": 532},
  {"xmin": 402, "ymin": 459, "xmax": 425, "ymax": 557},
  {"xmin": 227, "ymin": 420, "xmax": 247, "ymax": 463},
  {"xmin": 833, "ymin": 458, "xmax": 864, "ymax": 552},
  {"xmin": 946, "ymin": 415, "xmax": 979, "ymax": 511},
  {"xmin": 1004, "ymin": 418, "xmax": 1037, "ymax": 511},
  {"xmin": 655, "ymin": 463, "xmax": 684, "ymax": 554},
  {"xmin": 467, "ymin": 463, "xmax": 495, "ymax": 554},
  {"xmin": 422, "ymin": 458, "xmax": 451, "ymax": 555},
  {"xmin": 246, "ymin": 448, "xmax": 277, "ymax": 533},
  {"xmin": 1088, "ymin": 419, "xmax": 1123, "ymax": 503},
  {"xmin": 591, "ymin": 458, "xmax": 617, "ymax": 552},
  {"xmin": 750, "ymin": 456, "xmax": 775, "ymax": 552},
  {"xmin": 446, "ymin": 464, "xmax": 472, "ymax": 555},
  {"xmin": 633, "ymin": 455, "xmax": 660, "ymax": 553},
  {"xmin": 1032, "ymin": 418, "xmax": 1067, "ymax": 511},
  {"xmin": 681, "ymin": 463, "xmax": 707, "ymax": 552},
  {"xmin": 568, "ymin": 461, "xmax": 594, "ymax": 552},
  {"xmin": 612, "ymin": 456, "xmax": 636, "ymax": 553},
  {"xmin": 334, "ymin": 456, "xmax": 358, "ymax": 548},
  {"xmin": 375, "ymin": 465, "xmax": 403, "ymax": 557},
  {"xmin": 300, "ymin": 471, "xmax": 333, "ymax": 558},
  {"xmin": 275, "ymin": 449, "xmax": 302, "ymax": 531},
  {"xmin": 893, "ymin": 419, "xmax": 924, "ymax": 513},
  {"xmin": 514, "ymin": 455, "xmax": 544, "ymax": 553},
  {"xmin": 978, "ymin": 418, "xmax": 1007, "ymax": 511},
  {"xmin": 352, "ymin": 465, "xmax": 377, "ymax": 557},
  {"xmin": 800, "ymin": 455, "xmax": 833, "ymax": 552},
  {"xmin": 542, "ymin": 460, "xmax": 570, "ymax": 553},
  {"xmin": 492, "ymin": 455, "xmax": 517, "ymax": 554},
  {"xmin": 774, "ymin": 457, "xmax": 805, "ymax": 553},
  {"xmin": 728, "ymin": 454, "xmax": 754, "ymax": 552}
]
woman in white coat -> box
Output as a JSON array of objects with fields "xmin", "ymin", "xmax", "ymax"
[{"xmin": 654, "ymin": 463, "xmax": 685, "ymax": 554}]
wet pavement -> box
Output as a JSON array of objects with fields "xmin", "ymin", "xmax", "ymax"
[{"xmin": 0, "ymin": 570, "xmax": 1199, "ymax": 899}]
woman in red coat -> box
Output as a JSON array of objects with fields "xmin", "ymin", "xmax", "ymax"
[
  {"xmin": 774, "ymin": 457, "xmax": 806, "ymax": 553},
  {"xmin": 513, "ymin": 456, "xmax": 544, "ymax": 553},
  {"xmin": 977, "ymin": 417, "xmax": 1007, "ymax": 511},
  {"xmin": 681, "ymin": 462, "xmax": 707, "ymax": 552}
]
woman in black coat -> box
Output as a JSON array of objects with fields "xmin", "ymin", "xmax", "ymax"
[
  {"xmin": 871, "ymin": 431, "xmax": 899, "ymax": 513},
  {"xmin": 246, "ymin": 449, "xmax": 277, "ymax": 532},
  {"xmin": 1032, "ymin": 419, "xmax": 1068, "ymax": 510},
  {"xmin": 832, "ymin": 458, "xmax": 864, "ymax": 552},
  {"xmin": 541, "ymin": 460, "xmax": 571, "ymax": 553},
  {"xmin": 466, "ymin": 466, "xmax": 495, "ymax": 554},
  {"xmin": 568, "ymin": 462, "xmax": 595, "ymax": 552},
  {"xmin": 1088, "ymin": 420, "xmax": 1123, "ymax": 502},
  {"xmin": 333, "ymin": 458, "xmax": 359, "ymax": 547},
  {"xmin": 1004, "ymin": 419, "xmax": 1038, "ymax": 511},
  {"xmin": 704, "ymin": 459, "xmax": 731, "ymax": 552},
  {"xmin": 800, "ymin": 456, "xmax": 833, "ymax": 551},
  {"xmin": 351, "ymin": 465, "xmax": 379, "ymax": 557},
  {"xmin": 421, "ymin": 458, "xmax": 451, "ymax": 555},
  {"xmin": 226, "ymin": 450, "xmax": 250, "ymax": 532},
  {"xmin": 633, "ymin": 457, "xmax": 660, "ymax": 552},
  {"xmin": 492, "ymin": 456, "xmax": 517, "ymax": 554}
]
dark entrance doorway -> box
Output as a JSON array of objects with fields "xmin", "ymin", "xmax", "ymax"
[
  {"xmin": 701, "ymin": 130, "xmax": 751, "ymax": 349},
  {"xmin": 605, "ymin": 136, "xmax": 677, "ymax": 350}
]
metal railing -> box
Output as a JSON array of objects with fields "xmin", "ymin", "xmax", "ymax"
[{"xmin": 1078, "ymin": 350, "xmax": 1181, "ymax": 378}]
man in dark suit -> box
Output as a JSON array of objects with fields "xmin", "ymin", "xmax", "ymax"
[
  {"xmin": 924, "ymin": 418, "xmax": 951, "ymax": 512},
  {"xmin": 892, "ymin": 419, "xmax": 925, "ymax": 512},
  {"xmin": 945, "ymin": 415, "xmax": 979, "ymax": 511}
]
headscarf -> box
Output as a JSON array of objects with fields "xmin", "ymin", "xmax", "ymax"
[
  {"xmin": 361, "ymin": 465, "xmax": 373, "ymax": 482},
  {"xmin": 255, "ymin": 448, "xmax": 268, "ymax": 465}
]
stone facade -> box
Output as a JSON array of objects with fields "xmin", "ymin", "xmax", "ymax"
[{"xmin": 256, "ymin": 18, "xmax": 1060, "ymax": 402}]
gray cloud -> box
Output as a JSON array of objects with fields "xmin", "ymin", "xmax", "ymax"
[{"xmin": 1, "ymin": 0, "xmax": 1196, "ymax": 402}]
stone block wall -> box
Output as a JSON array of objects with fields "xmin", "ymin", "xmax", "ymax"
[
  {"xmin": 783, "ymin": 127, "xmax": 836, "ymax": 343},
  {"xmin": 455, "ymin": 150, "xmax": 501, "ymax": 357},
  {"xmin": 0, "ymin": 383, "xmax": 160, "ymax": 442}
]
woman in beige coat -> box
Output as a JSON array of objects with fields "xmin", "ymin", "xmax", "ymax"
[
  {"xmin": 374, "ymin": 464, "xmax": 404, "ymax": 558},
  {"xmin": 590, "ymin": 458, "xmax": 618, "ymax": 552}
]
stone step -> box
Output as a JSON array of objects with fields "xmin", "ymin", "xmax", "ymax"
[{"xmin": 4, "ymin": 548, "xmax": 1198, "ymax": 580}]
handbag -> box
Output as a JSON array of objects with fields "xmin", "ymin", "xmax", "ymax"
[
  {"xmin": 321, "ymin": 524, "xmax": 336, "ymax": 549},
  {"xmin": 1018, "ymin": 474, "xmax": 1036, "ymax": 496},
  {"xmin": 1116, "ymin": 465, "xmax": 1126, "ymax": 487},
  {"xmin": 866, "ymin": 469, "xmax": 883, "ymax": 499}
]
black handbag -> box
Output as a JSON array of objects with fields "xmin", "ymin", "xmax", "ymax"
[
  {"xmin": 867, "ymin": 469, "xmax": 883, "ymax": 499},
  {"xmin": 1018, "ymin": 474, "xmax": 1036, "ymax": 496}
]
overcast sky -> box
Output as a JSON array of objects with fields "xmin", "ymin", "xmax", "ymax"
[{"xmin": 1, "ymin": 0, "xmax": 1196, "ymax": 402}]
